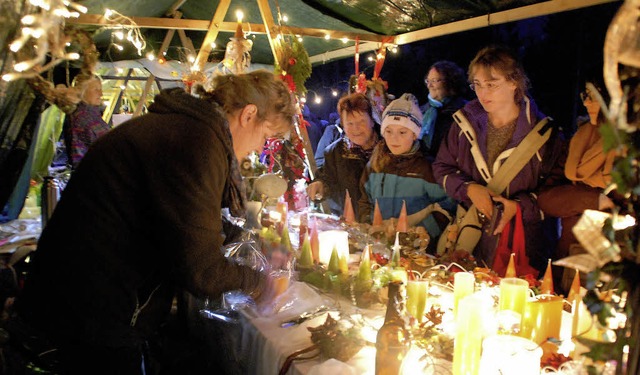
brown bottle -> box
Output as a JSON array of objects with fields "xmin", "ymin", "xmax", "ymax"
[{"xmin": 375, "ymin": 281, "xmax": 411, "ymax": 375}]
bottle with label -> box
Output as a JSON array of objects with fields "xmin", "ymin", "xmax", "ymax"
[{"xmin": 375, "ymin": 281, "xmax": 410, "ymax": 375}]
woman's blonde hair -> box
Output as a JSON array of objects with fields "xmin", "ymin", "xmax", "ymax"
[
  {"xmin": 73, "ymin": 73, "xmax": 102, "ymax": 101},
  {"xmin": 468, "ymin": 45, "xmax": 530, "ymax": 103},
  {"xmin": 197, "ymin": 70, "xmax": 295, "ymax": 133}
]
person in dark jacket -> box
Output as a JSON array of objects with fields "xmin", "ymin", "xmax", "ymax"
[
  {"xmin": 433, "ymin": 46, "xmax": 563, "ymax": 273},
  {"xmin": 17, "ymin": 70, "xmax": 296, "ymax": 374},
  {"xmin": 359, "ymin": 94, "xmax": 455, "ymax": 240},
  {"xmin": 307, "ymin": 93, "xmax": 379, "ymax": 217},
  {"xmin": 420, "ymin": 60, "xmax": 468, "ymax": 158}
]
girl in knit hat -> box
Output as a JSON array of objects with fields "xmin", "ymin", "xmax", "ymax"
[{"xmin": 358, "ymin": 93, "xmax": 455, "ymax": 249}]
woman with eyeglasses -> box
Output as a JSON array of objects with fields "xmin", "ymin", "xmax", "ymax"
[
  {"xmin": 420, "ymin": 60, "xmax": 468, "ymax": 157},
  {"xmin": 537, "ymin": 75, "xmax": 617, "ymax": 291},
  {"xmin": 433, "ymin": 45, "xmax": 563, "ymax": 274}
]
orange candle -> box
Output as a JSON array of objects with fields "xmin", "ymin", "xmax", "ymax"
[
  {"xmin": 343, "ymin": 190, "xmax": 355, "ymax": 224},
  {"xmin": 396, "ymin": 200, "xmax": 408, "ymax": 233},
  {"xmin": 504, "ymin": 253, "xmax": 516, "ymax": 278},
  {"xmin": 521, "ymin": 294, "xmax": 563, "ymax": 344},
  {"xmin": 567, "ymin": 270, "xmax": 581, "ymax": 303},
  {"xmin": 310, "ymin": 222, "xmax": 320, "ymax": 263},
  {"xmin": 373, "ymin": 199, "xmax": 383, "ymax": 226},
  {"xmin": 539, "ymin": 259, "xmax": 554, "ymax": 295}
]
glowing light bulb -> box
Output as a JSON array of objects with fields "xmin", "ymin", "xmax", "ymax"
[
  {"xmin": 282, "ymin": 14, "xmax": 288, "ymax": 22},
  {"xmin": 300, "ymin": 96, "xmax": 307, "ymax": 104},
  {"xmin": 341, "ymin": 38, "xmax": 348, "ymax": 44},
  {"xmin": 210, "ymin": 42, "xmax": 216, "ymax": 49},
  {"xmin": 2, "ymin": 73, "xmax": 19, "ymax": 82},
  {"xmin": 14, "ymin": 61, "xmax": 31, "ymax": 72},
  {"xmin": 297, "ymin": 37, "xmax": 303, "ymax": 43},
  {"xmin": 21, "ymin": 15, "xmax": 36, "ymax": 25},
  {"xmin": 158, "ymin": 57, "xmax": 166, "ymax": 64},
  {"xmin": 391, "ymin": 46, "xmax": 398, "ymax": 53},
  {"xmin": 332, "ymin": 90, "xmax": 338, "ymax": 97},
  {"xmin": 104, "ymin": 9, "xmax": 113, "ymax": 18},
  {"xmin": 314, "ymin": 96, "xmax": 322, "ymax": 104},
  {"xmin": 324, "ymin": 34, "xmax": 330, "ymax": 40},
  {"xmin": 116, "ymin": 68, "xmax": 124, "ymax": 74},
  {"xmin": 146, "ymin": 52, "xmax": 155, "ymax": 61},
  {"xmin": 66, "ymin": 52, "xmax": 80, "ymax": 60},
  {"xmin": 187, "ymin": 54, "xmax": 195, "ymax": 63},
  {"xmin": 367, "ymin": 55, "xmax": 374, "ymax": 61}
]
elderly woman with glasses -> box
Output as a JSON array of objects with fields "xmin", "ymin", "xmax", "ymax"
[
  {"xmin": 420, "ymin": 60, "xmax": 468, "ymax": 157},
  {"xmin": 433, "ymin": 45, "xmax": 563, "ymax": 275},
  {"xmin": 537, "ymin": 74, "xmax": 617, "ymax": 291}
]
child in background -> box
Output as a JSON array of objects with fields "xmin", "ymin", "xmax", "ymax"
[{"xmin": 358, "ymin": 93, "xmax": 455, "ymax": 247}]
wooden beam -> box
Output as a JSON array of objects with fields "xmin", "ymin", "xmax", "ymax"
[
  {"xmin": 256, "ymin": 0, "xmax": 281, "ymax": 67},
  {"xmin": 394, "ymin": 0, "xmax": 619, "ymax": 45},
  {"xmin": 308, "ymin": 0, "xmax": 619, "ymax": 64},
  {"xmin": 194, "ymin": 0, "xmax": 232, "ymax": 70},
  {"xmin": 67, "ymin": 15, "xmax": 384, "ymax": 42}
]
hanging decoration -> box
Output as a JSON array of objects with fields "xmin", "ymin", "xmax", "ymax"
[
  {"xmin": 102, "ymin": 8, "xmax": 147, "ymax": 56},
  {"xmin": 273, "ymin": 34, "xmax": 311, "ymax": 95},
  {"xmin": 218, "ymin": 10, "xmax": 253, "ymax": 75},
  {"xmin": 2, "ymin": 0, "xmax": 88, "ymax": 82}
]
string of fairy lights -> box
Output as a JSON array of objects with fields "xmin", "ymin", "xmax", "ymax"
[{"xmin": 3, "ymin": 3, "xmax": 399, "ymax": 98}]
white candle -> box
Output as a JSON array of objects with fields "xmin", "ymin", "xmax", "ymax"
[
  {"xmin": 318, "ymin": 230, "xmax": 349, "ymax": 265},
  {"xmin": 479, "ymin": 335, "xmax": 542, "ymax": 375}
]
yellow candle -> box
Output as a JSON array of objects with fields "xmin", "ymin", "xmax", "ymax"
[
  {"xmin": 499, "ymin": 277, "xmax": 530, "ymax": 327},
  {"xmin": 453, "ymin": 272, "xmax": 475, "ymax": 318},
  {"xmin": 453, "ymin": 294, "xmax": 488, "ymax": 375},
  {"xmin": 406, "ymin": 279, "xmax": 429, "ymax": 323},
  {"xmin": 521, "ymin": 294, "xmax": 563, "ymax": 344}
]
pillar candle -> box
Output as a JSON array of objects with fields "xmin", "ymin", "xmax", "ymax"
[
  {"xmin": 453, "ymin": 293, "xmax": 489, "ymax": 375},
  {"xmin": 453, "ymin": 272, "xmax": 475, "ymax": 318},
  {"xmin": 479, "ymin": 335, "xmax": 542, "ymax": 375},
  {"xmin": 318, "ymin": 230, "xmax": 349, "ymax": 265},
  {"xmin": 521, "ymin": 294, "xmax": 563, "ymax": 344},
  {"xmin": 499, "ymin": 277, "xmax": 530, "ymax": 327}
]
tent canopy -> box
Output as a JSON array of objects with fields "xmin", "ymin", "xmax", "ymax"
[{"xmin": 68, "ymin": 0, "xmax": 618, "ymax": 66}]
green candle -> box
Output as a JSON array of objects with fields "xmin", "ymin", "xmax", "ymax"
[
  {"xmin": 328, "ymin": 246, "xmax": 340, "ymax": 274},
  {"xmin": 280, "ymin": 225, "xmax": 292, "ymax": 253},
  {"xmin": 357, "ymin": 246, "xmax": 372, "ymax": 282},
  {"xmin": 298, "ymin": 234, "xmax": 313, "ymax": 268}
]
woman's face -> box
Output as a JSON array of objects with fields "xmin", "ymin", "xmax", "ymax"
[
  {"xmin": 341, "ymin": 110, "xmax": 375, "ymax": 149},
  {"xmin": 83, "ymin": 80, "xmax": 103, "ymax": 106},
  {"xmin": 232, "ymin": 112, "xmax": 283, "ymax": 161},
  {"xmin": 581, "ymin": 87, "xmax": 601, "ymax": 125},
  {"xmin": 383, "ymin": 124, "xmax": 416, "ymax": 155},
  {"xmin": 471, "ymin": 67, "xmax": 517, "ymax": 114},
  {"xmin": 425, "ymin": 68, "xmax": 447, "ymax": 101}
]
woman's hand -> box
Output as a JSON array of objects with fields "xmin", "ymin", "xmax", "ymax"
[
  {"xmin": 307, "ymin": 181, "xmax": 325, "ymax": 201},
  {"xmin": 467, "ymin": 183, "xmax": 495, "ymax": 218},
  {"xmin": 491, "ymin": 196, "xmax": 519, "ymax": 235}
]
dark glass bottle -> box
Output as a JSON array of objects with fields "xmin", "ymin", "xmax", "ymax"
[{"xmin": 375, "ymin": 281, "xmax": 410, "ymax": 375}]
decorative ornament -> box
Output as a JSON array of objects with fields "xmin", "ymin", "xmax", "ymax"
[
  {"xmin": 219, "ymin": 16, "xmax": 253, "ymax": 75},
  {"xmin": 274, "ymin": 34, "xmax": 311, "ymax": 95}
]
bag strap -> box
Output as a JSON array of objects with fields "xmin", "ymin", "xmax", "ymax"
[
  {"xmin": 453, "ymin": 110, "xmax": 553, "ymax": 195},
  {"xmin": 488, "ymin": 117, "xmax": 553, "ymax": 194}
]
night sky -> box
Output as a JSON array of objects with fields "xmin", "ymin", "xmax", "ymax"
[{"xmin": 304, "ymin": 1, "xmax": 621, "ymax": 140}]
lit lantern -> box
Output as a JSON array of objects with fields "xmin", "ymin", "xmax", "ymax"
[{"xmin": 318, "ymin": 230, "xmax": 349, "ymax": 265}]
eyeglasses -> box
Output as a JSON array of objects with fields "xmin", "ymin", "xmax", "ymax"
[
  {"xmin": 580, "ymin": 90, "xmax": 595, "ymax": 102},
  {"xmin": 469, "ymin": 81, "xmax": 502, "ymax": 92},
  {"xmin": 424, "ymin": 78, "xmax": 444, "ymax": 85}
]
